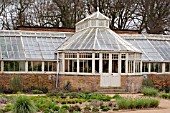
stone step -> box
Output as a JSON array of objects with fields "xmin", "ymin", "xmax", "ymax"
[{"xmin": 96, "ymin": 87, "xmax": 127, "ymax": 94}]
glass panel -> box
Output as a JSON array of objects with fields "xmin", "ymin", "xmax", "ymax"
[
  {"xmin": 79, "ymin": 60, "xmax": 92, "ymax": 73},
  {"xmin": 44, "ymin": 61, "xmax": 57, "ymax": 72},
  {"xmin": 28, "ymin": 61, "xmax": 42, "ymax": 71},
  {"xmin": 121, "ymin": 60, "xmax": 126, "ymax": 73},
  {"xmin": 128, "ymin": 60, "xmax": 134, "ymax": 73},
  {"xmin": 65, "ymin": 60, "xmax": 77, "ymax": 72},
  {"xmin": 151, "ymin": 63, "xmax": 162, "ymax": 73},
  {"xmin": 103, "ymin": 60, "xmax": 109, "ymax": 73},
  {"xmin": 4, "ymin": 61, "xmax": 25, "ymax": 71},
  {"xmin": 95, "ymin": 60, "xmax": 99, "ymax": 73},
  {"xmin": 135, "ymin": 61, "xmax": 141, "ymax": 73},
  {"xmin": 112, "ymin": 60, "xmax": 118, "ymax": 73},
  {"xmin": 142, "ymin": 62, "xmax": 149, "ymax": 72},
  {"xmin": 165, "ymin": 63, "xmax": 170, "ymax": 72}
]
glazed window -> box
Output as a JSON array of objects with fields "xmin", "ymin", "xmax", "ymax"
[
  {"xmin": 79, "ymin": 53, "xmax": 92, "ymax": 58},
  {"xmin": 165, "ymin": 63, "xmax": 170, "ymax": 72},
  {"xmin": 79, "ymin": 60, "xmax": 92, "ymax": 73},
  {"xmin": 151, "ymin": 63, "xmax": 162, "ymax": 73},
  {"xmin": 28, "ymin": 61, "xmax": 42, "ymax": 71},
  {"xmin": 65, "ymin": 60, "xmax": 77, "ymax": 72},
  {"xmin": 142, "ymin": 62, "xmax": 149, "ymax": 72},
  {"xmin": 103, "ymin": 53, "xmax": 109, "ymax": 73},
  {"xmin": 128, "ymin": 60, "xmax": 134, "ymax": 73},
  {"xmin": 112, "ymin": 54, "xmax": 118, "ymax": 73},
  {"xmin": 44, "ymin": 61, "xmax": 57, "ymax": 72},
  {"xmin": 135, "ymin": 61, "xmax": 141, "ymax": 73},
  {"xmin": 65, "ymin": 53, "xmax": 77, "ymax": 58},
  {"xmin": 4, "ymin": 61, "xmax": 25, "ymax": 71}
]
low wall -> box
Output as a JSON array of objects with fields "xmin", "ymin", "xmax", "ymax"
[
  {"xmin": 58, "ymin": 75, "xmax": 100, "ymax": 92},
  {"xmin": 147, "ymin": 74, "xmax": 170, "ymax": 89},
  {"xmin": 121, "ymin": 75, "xmax": 143, "ymax": 93},
  {"xmin": 0, "ymin": 74, "xmax": 56, "ymax": 91}
]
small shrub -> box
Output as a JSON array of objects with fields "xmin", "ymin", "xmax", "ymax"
[
  {"xmin": 0, "ymin": 97, "xmax": 7, "ymax": 104},
  {"xmin": 84, "ymin": 106, "xmax": 91, "ymax": 111},
  {"xmin": 3, "ymin": 104, "xmax": 12, "ymax": 112},
  {"xmin": 91, "ymin": 100, "xmax": 103, "ymax": 107},
  {"xmin": 10, "ymin": 75, "xmax": 23, "ymax": 93},
  {"xmin": 69, "ymin": 105, "xmax": 81, "ymax": 112},
  {"xmin": 3, "ymin": 88, "xmax": 13, "ymax": 94},
  {"xmin": 61, "ymin": 105, "xmax": 70, "ymax": 110},
  {"xmin": 101, "ymin": 106, "xmax": 110, "ymax": 112},
  {"xmin": 113, "ymin": 94, "xmax": 122, "ymax": 100},
  {"xmin": 67, "ymin": 92, "xmax": 78, "ymax": 99},
  {"xmin": 140, "ymin": 87, "xmax": 158, "ymax": 96},
  {"xmin": 32, "ymin": 90, "xmax": 43, "ymax": 94},
  {"xmin": 112, "ymin": 107, "xmax": 119, "ymax": 111},
  {"xmin": 12, "ymin": 96, "xmax": 36, "ymax": 113},
  {"xmin": 92, "ymin": 106, "xmax": 99, "ymax": 112},
  {"xmin": 58, "ymin": 108, "xmax": 67, "ymax": 113},
  {"xmin": 52, "ymin": 106, "xmax": 60, "ymax": 111},
  {"xmin": 159, "ymin": 93, "xmax": 170, "ymax": 99},
  {"xmin": 0, "ymin": 109, "xmax": 4, "ymax": 113},
  {"xmin": 142, "ymin": 79, "xmax": 153, "ymax": 87},
  {"xmin": 39, "ymin": 87, "xmax": 48, "ymax": 93},
  {"xmin": 64, "ymin": 81, "xmax": 71, "ymax": 91}
]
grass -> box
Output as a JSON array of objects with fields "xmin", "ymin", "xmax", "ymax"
[{"xmin": 12, "ymin": 95, "xmax": 36, "ymax": 113}]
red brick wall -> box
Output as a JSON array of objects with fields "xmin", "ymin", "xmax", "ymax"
[
  {"xmin": 58, "ymin": 75, "xmax": 100, "ymax": 92},
  {"xmin": 121, "ymin": 75, "xmax": 143, "ymax": 93},
  {"xmin": 147, "ymin": 74, "xmax": 170, "ymax": 89}
]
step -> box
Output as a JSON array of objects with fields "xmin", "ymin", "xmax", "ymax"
[{"xmin": 96, "ymin": 87, "xmax": 127, "ymax": 94}]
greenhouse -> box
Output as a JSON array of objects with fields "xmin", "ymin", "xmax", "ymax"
[{"xmin": 0, "ymin": 10, "xmax": 170, "ymax": 90}]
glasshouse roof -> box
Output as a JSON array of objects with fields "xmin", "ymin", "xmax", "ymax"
[
  {"xmin": 57, "ymin": 27, "xmax": 141, "ymax": 52},
  {"xmin": 76, "ymin": 9, "xmax": 110, "ymax": 25},
  {"xmin": 120, "ymin": 34, "xmax": 170, "ymax": 62},
  {"xmin": 0, "ymin": 30, "xmax": 67, "ymax": 60}
]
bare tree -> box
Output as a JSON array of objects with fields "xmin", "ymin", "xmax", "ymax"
[{"xmin": 137, "ymin": 0, "xmax": 170, "ymax": 34}]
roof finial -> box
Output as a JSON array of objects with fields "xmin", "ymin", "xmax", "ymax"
[{"xmin": 97, "ymin": 7, "xmax": 99, "ymax": 12}]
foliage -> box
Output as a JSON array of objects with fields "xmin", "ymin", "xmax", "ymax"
[
  {"xmin": 142, "ymin": 79, "xmax": 153, "ymax": 88},
  {"xmin": 159, "ymin": 93, "xmax": 170, "ymax": 99},
  {"xmin": 52, "ymin": 106, "xmax": 60, "ymax": 111},
  {"xmin": 3, "ymin": 104, "xmax": 12, "ymax": 112},
  {"xmin": 101, "ymin": 106, "xmax": 110, "ymax": 112},
  {"xmin": 61, "ymin": 105, "xmax": 70, "ymax": 110},
  {"xmin": 90, "ymin": 100, "xmax": 103, "ymax": 107},
  {"xmin": 10, "ymin": 75, "xmax": 23, "ymax": 93},
  {"xmin": 0, "ymin": 97, "xmax": 7, "ymax": 104},
  {"xmin": 32, "ymin": 90, "xmax": 43, "ymax": 94},
  {"xmin": 92, "ymin": 106, "xmax": 99, "ymax": 112},
  {"xmin": 112, "ymin": 94, "xmax": 122, "ymax": 100},
  {"xmin": 69, "ymin": 105, "xmax": 81, "ymax": 112},
  {"xmin": 64, "ymin": 81, "xmax": 72, "ymax": 91},
  {"xmin": 117, "ymin": 97, "xmax": 159, "ymax": 109},
  {"xmin": 58, "ymin": 108, "xmax": 67, "ymax": 113},
  {"xmin": 77, "ymin": 92, "xmax": 111, "ymax": 101},
  {"xmin": 12, "ymin": 96, "xmax": 36, "ymax": 113},
  {"xmin": 140, "ymin": 87, "xmax": 159, "ymax": 96},
  {"xmin": 84, "ymin": 106, "xmax": 91, "ymax": 111}
]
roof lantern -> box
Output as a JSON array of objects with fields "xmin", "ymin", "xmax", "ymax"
[{"xmin": 76, "ymin": 7, "xmax": 110, "ymax": 32}]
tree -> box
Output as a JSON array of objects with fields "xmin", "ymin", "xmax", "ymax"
[{"xmin": 137, "ymin": 0, "xmax": 170, "ymax": 34}]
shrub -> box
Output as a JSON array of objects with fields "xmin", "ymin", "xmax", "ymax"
[
  {"xmin": 39, "ymin": 87, "xmax": 48, "ymax": 93},
  {"xmin": 92, "ymin": 106, "xmax": 99, "ymax": 112},
  {"xmin": 58, "ymin": 108, "xmax": 67, "ymax": 113},
  {"xmin": 0, "ymin": 97, "xmax": 7, "ymax": 104},
  {"xmin": 140, "ymin": 87, "xmax": 158, "ymax": 96},
  {"xmin": 64, "ymin": 81, "xmax": 71, "ymax": 91},
  {"xmin": 142, "ymin": 79, "xmax": 153, "ymax": 87},
  {"xmin": 52, "ymin": 106, "xmax": 60, "ymax": 111},
  {"xmin": 61, "ymin": 105, "xmax": 70, "ymax": 110},
  {"xmin": 32, "ymin": 90, "xmax": 43, "ymax": 94},
  {"xmin": 69, "ymin": 105, "xmax": 81, "ymax": 112},
  {"xmin": 10, "ymin": 75, "xmax": 23, "ymax": 93},
  {"xmin": 117, "ymin": 97, "xmax": 159, "ymax": 109},
  {"xmin": 12, "ymin": 96, "xmax": 36, "ymax": 113},
  {"xmin": 0, "ymin": 109, "xmax": 4, "ymax": 113},
  {"xmin": 101, "ymin": 106, "xmax": 110, "ymax": 112},
  {"xmin": 3, "ymin": 104, "xmax": 12, "ymax": 112},
  {"xmin": 91, "ymin": 100, "xmax": 103, "ymax": 107},
  {"xmin": 159, "ymin": 93, "xmax": 170, "ymax": 99},
  {"xmin": 84, "ymin": 106, "xmax": 91, "ymax": 111},
  {"xmin": 113, "ymin": 94, "xmax": 122, "ymax": 100}
]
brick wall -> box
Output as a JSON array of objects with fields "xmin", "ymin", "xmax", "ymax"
[
  {"xmin": 121, "ymin": 75, "xmax": 143, "ymax": 93},
  {"xmin": 147, "ymin": 74, "xmax": 170, "ymax": 89},
  {"xmin": 0, "ymin": 74, "xmax": 56, "ymax": 90},
  {"xmin": 58, "ymin": 75, "xmax": 100, "ymax": 92}
]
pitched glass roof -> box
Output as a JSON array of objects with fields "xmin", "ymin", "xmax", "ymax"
[
  {"xmin": 120, "ymin": 34, "xmax": 170, "ymax": 62},
  {"xmin": 0, "ymin": 30, "xmax": 66, "ymax": 60},
  {"xmin": 58, "ymin": 28, "xmax": 141, "ymax": 52}
]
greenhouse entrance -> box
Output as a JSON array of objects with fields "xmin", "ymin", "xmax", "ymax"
[{"xmin": 100, "ymin": 73, "xmax": 121, "ymax": 87}]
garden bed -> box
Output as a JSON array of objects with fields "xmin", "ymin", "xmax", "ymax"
[{"xmin": 0, "ymin": 92, "xmax": 160, "ymax": 113}]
